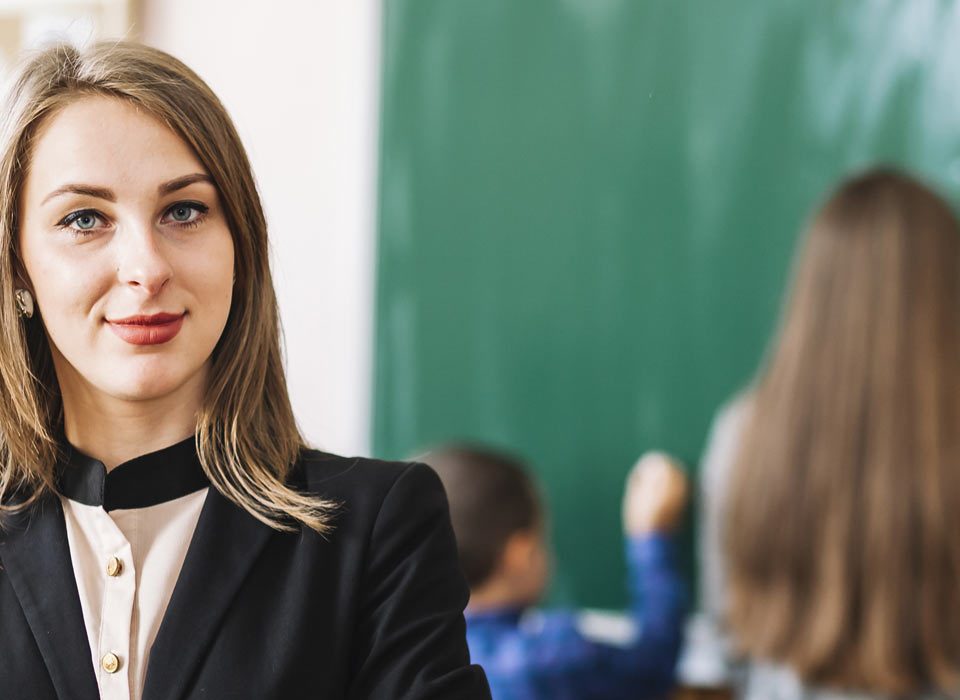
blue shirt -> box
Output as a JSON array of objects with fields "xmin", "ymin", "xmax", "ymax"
[{"xmin": 466, "ymin": 535, "xmax": 686, "ymax": 700}]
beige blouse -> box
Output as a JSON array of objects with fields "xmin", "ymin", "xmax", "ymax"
[{"xmin": 56, "ymin": 437, "xmax": 210, "ymax": 700}]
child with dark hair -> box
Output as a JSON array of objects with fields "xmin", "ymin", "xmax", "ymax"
[{"xmin": 426, "ymin": 445, "xmax": 688, "ymax": 700}]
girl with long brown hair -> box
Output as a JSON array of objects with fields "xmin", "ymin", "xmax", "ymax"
[
  {"xmin": 0, "ymin": 41, "xmax": 489, "ymax": 699},
  {"xmin": 700, "ymin": 169, "xmax": 960, "ymax": 699}
]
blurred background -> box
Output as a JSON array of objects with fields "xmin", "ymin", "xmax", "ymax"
[{"xmin": 9, "ymin": 0, "xmax": 960, "ymax": 620}]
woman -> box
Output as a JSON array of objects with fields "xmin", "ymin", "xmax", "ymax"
[
  {"xmin": 0, "ymin": 41, "xmax": 490, "ymax": 699},
  {"xmin": 701, "ymin": 169, "xmax": 960, "ymax": 699}
]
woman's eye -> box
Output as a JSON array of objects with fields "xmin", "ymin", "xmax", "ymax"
[
  {"xmin": 57, "ymin": 209, "xmax": 106, "ymax": 233},
  {"xmin": 162, "ymin": 202, "xmax": 208, "ymax": 226},
  {"xmin": 75, "ymin": 213, "xmax": 98, "ymax": 229}
]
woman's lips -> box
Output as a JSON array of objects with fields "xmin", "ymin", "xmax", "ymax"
[{"xmin": 106, "ymin": 312, "xmax": 185, "ymax": 346}]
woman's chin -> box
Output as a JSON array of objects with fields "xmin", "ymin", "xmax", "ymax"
[{"xmin": 97, "ymin": 362, "xmax": 205, "ymax": 403}]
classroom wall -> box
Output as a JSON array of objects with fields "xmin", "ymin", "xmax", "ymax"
[{"xmin": 142, "ymin": 0, "xmax": 381, "ymax": 457}]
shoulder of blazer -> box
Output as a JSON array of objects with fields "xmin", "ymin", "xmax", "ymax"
[
  {"xmin": 294, "ymin": 449, "xmax": 419, "ymax": 492},
  {"xmin": 288, "ymin": 450, "xmax": 444, "ymax": 529}
]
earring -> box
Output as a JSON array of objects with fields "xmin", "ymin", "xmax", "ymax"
[{"xmin": 15, "ymin": 288, "xmax": 33, "ymax": 319}]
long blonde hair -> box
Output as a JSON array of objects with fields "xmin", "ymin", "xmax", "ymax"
[
  {"xmin": 0, "ymin": 41, "xmax": 335, "ymax": 534},
  {"xmin": 726, "ymin": 169, "xmax": 960, "ymax": 694}
]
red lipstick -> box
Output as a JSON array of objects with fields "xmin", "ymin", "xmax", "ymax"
[{"xmin": 107, "ymin": 312, "xmax": 185, "ymax": 346}]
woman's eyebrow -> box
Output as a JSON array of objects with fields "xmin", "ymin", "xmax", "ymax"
[
  {"xmin": 42, "ymin": 184, "xmax": 114, "ymax": 205},
  {"xmin": 158, "ymin": 173, "xmax": 214, "ymax": 195},
  {"xmin": 41, "ymin": 173, "xmax": 213, "ymax": 206}
]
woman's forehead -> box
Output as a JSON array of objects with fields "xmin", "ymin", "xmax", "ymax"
[{"xmin": 24, "ymin": 95, "xmax": 207, "ymax": 203}]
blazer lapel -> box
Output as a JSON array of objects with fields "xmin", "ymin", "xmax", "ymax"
[
  {"xmin": 142, "ymin": 488, "xmax": 274, "ymax": 700},
  {"xmin": 0, "ymin": 494, "xmax": 99, "ymax": 699}
]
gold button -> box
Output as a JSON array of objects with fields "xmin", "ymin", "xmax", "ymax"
[
  {"xmin": 106, "ymin": 556, "xmax": 123, "ymax": 577},
  {"xmin": 101, "ymin": 652, "xmax": 121, "ymax": 674}
]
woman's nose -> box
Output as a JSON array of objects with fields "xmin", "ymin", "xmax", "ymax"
[{"xmin": 114, "ymin": 224, "xmax": 174, "ymax": 296}]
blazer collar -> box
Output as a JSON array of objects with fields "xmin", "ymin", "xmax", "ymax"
[
  {"xmin": 57, "ymin": 436, "xmax": 209, "ymax": 511},
  {"xmin": 0, "ymin": 493, "xmax": 99, "ymax": 699}
]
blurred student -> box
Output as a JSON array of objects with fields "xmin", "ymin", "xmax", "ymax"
[
  {"xmin": 699, "ymin": 169, "xmax": 960, "ymax": 699},
  {"xmin": 427, "ymin": 445, "xmax": 688, "ymax": 700}
]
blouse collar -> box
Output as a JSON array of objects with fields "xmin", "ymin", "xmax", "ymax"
[{"xmin": 56, "ymin": 435, "xmax": 209, "ymax": 511}]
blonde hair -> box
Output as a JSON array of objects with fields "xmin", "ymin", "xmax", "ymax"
[
  {"xmin": 0, "ymin": 41, "xmax": 335, "ymax": 534},
  {"xmin": 726, "ymin": 169, "xmax": 960, "ymax": 694}
]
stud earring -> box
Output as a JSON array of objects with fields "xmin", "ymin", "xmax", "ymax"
[{"xmin": 15, "ymin": 289, "xmax": 33, "ymax": 319}]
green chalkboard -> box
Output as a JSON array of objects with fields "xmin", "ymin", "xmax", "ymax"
[{"xmin": 373, "ymin": 0, "xmax": 960, "ymax": 609}]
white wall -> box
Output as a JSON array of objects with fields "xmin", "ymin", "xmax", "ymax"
[{"xmin": 142, "ymin": 1, "xmax": 380, "ymax": 456}]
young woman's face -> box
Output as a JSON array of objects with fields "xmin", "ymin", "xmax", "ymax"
[{"xmin": 18, "ymin": 96, "xmax": 235, "ymax": 404}]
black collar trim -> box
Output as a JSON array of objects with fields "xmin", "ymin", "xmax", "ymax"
[{"xmin": 56, "ymin": 436, "xmax": 209, "ymax": 511}]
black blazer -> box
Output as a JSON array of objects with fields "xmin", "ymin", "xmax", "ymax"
[{"xmin": 0, "ymin": 450, "xmax": 491, "ymax": 699}]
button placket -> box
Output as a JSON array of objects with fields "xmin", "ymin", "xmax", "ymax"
[{"xmin": 93, "ymin": 509, "xmax": 135, "ymax": 699}]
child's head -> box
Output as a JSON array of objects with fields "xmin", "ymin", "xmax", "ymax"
[{"xmin": 426, "ymin": 444, "xmax": 550, "ymax": 611}]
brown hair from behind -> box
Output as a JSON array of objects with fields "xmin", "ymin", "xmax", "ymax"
[
  {"xmin": 0, "ymin": 41, "xmax": 336, "ymax": 533},
  {"xmin": 725, "ymin": 168, "xmax": 960, "ymax": 694},
  {"xmin": 425, "ymin": 444, "xmax": 541, "ymax": 589}
]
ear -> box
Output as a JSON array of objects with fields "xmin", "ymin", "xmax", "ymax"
[
  {"xmin": 12, "ymin": 249, "xmax": 35, "ymax": 295},
  {"xmin": 14, "ymin": 277, "xmax": 34, "ymax": 295},
  {"xmin": 500, "ymin": 529, "xmax": 540, "ymax": 576}
]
